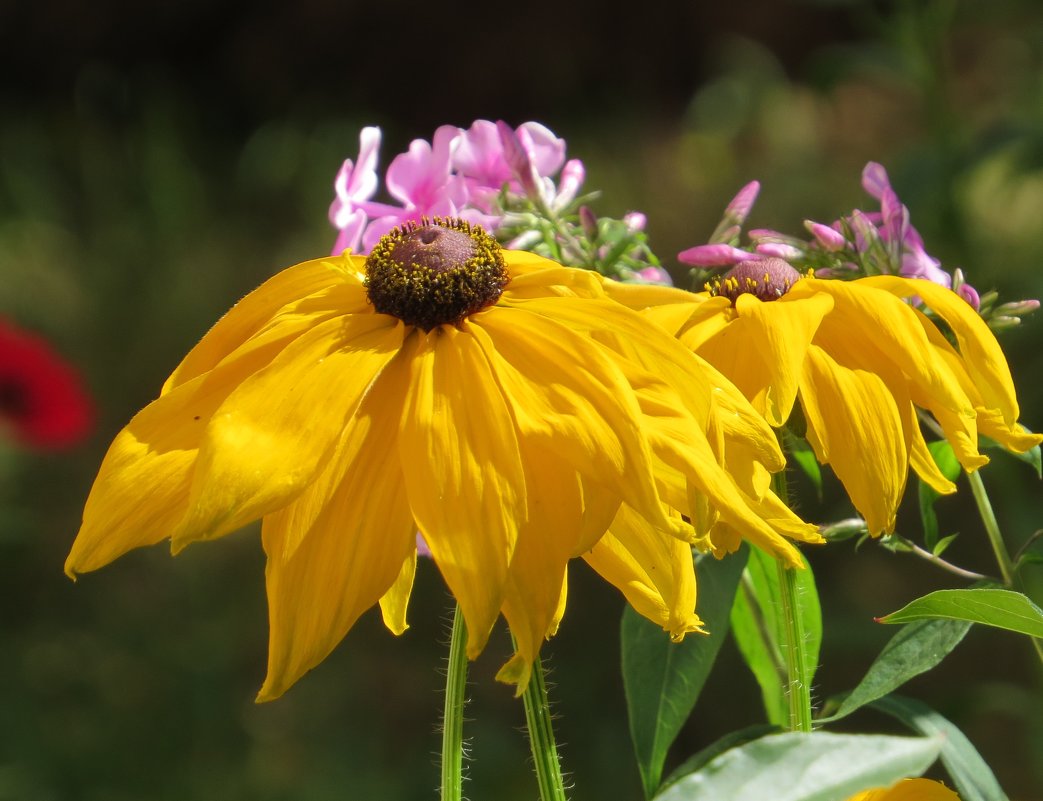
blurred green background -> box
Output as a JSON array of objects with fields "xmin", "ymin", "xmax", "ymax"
[{"xmin": 2, "ymin": 0, "xmax": 1042, "ymax": 798}]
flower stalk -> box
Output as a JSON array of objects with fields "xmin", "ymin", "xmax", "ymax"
[
  {"xmin": 776, "ymin": 559, "xmax": 814, "ymax": 733},
  {"xmin": 966, "ymin": 470, "xmax": 1043, "ymax": 665},
  {"xmin": 522, "ymin": 653, "xmax": 568, "ymax": 801},
  {"xmin": 441, "ymin": 604, "xmax": 469, "ymax": 801}
]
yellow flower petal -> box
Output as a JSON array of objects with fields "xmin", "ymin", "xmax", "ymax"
[
  {"xmin": 800, "ymin": 345, "xmax": 907, "ymax": 535},
  {"xmin": 473, "ymin": 305, "xmax": 675, "ymax": 538},
  {"xmin": 496, "ymin": 453, "xmax": 578, "ymax": 693},
  {"xmin": 164, "ymin": 258, "xmax": 368, "ymax": 393},
  {"xmin": 257, "ymin": 356, "xmax": 417, "ymax": 700},
  {"xmin": 379, "ymin": 550, "xmax": 418, "ymax": 636},
  {"xmin": 398, "ymin": 325, "xmax": 526, "ymax": 659},
  {"xmin": 864, "ymin": 276, "xmax": 1020, "ymax": 425},
  {"xmin": 170, "ymin": 313, "xmax": 406, "ymax": 551},
  {"xmin": 66, "ymin": 329, "xmax": 304, "ymax": 577},
  {"xmin": 736, "ymin": 291, "xmax": 834, "ymax": 426},
  {"xmin": 847, "ymin": 777, "xmax": 960, "ymax": 801},
  {"xmin": 796, "ymin": 278, "xmax": 976, "ymax": 422},
  {"xmin": 583, "ymin": 504, "xmax": 705, "ymax": 640}
]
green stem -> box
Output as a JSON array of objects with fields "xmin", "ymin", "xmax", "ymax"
[
  {"xmin": 771, "ymin": 463, "xmax": 813, "ymax": 732},
  {"xmin": 522, "ymin": 654, "xmax": 568, "ymax": 801},
  {"xmin": 776, "ymin": 559, "xmax": 814, "ymax": 732},
  {"xmin": 967, "ymin": 470, "xmax": 1017, "ymax": 587},
  {"xmin": 966, "ymin": 470, "xmax": 1043, "ymax": 665},
  {"xmin": 441, "ymin": 604, "xmax": 468, "ymax": 801}
]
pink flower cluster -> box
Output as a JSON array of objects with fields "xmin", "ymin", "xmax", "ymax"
[
  {"xmin": 677, "ymin": 163, "xmax": 981, "ymax": 308},
  {"xmin": 329, "ymin": 120, "xmax": 585, "ymax": 256}
]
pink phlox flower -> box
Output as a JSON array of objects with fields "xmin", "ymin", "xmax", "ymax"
[
  {"xmin": 957, "ymin": 282, "xmax": 981, "ymax": 310},
  {"xmin": 359, "ymin": 125, "xmax": 473, "ymax": 252},
  {"xmin": 329, "ymin": 126, "xmax": 382, "ymax": 255},
  {"xmin": 805, "ymin": 220, "xmax": 849, "ymax": 251},
  {"xmin": 724, "ymin": 181, "xmax": 761, "ymax": 226},
  {"xmin": 623, "ymin": 211, "xmax": 647, "ymax": 233},
  {"xmin": 634, "ymin": 266, "xmax": 673, "ymax": 286},
  {"xmin": 677, "ymin": 243, "xmax": 761, "ymax": 268}
]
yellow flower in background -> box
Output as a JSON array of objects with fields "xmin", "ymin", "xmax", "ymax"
[
  {"xmin": 847, "ymin": 777, "xmax": 960, "ymax": 800},
  {"xmin": 66, "ymin": 221, "xmax": 818, "ymax": 700},
  {"xmin": 609, "ymin": 258, "xmax": 1041, "ymax": 536}
]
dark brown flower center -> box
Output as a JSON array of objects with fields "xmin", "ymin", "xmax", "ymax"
[
  {"xmin": 364, "ymin": 218, "xmax": 509, "ymax": 330},
  {"xmin": 707, "ymin": 257, "xmax": 801, "ymax": 302}
]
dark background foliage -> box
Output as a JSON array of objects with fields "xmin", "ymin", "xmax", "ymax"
[{"xmin": 1, "ymin": 0, "xmax": 1042, "ymax": 799}]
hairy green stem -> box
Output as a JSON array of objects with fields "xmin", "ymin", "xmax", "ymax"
[
  {"xmin": 441, "ymin": 604, "xmax": 468, "ymax": 801},
  {"xmin": 776, "ymin": 559, "xmax": 814, "ymax": 732},
  {"xmin": 522, "ymin": 654, "xmax": 568, "ymax": 801},
  {"xmin": 771, "ymin": 464, "xmax": 814, "ymax": 732}
]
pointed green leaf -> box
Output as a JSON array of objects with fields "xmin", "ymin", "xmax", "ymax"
[
  {"xmin": 878, "ymin": 588, "xmax": 1043, "ymax": 638},
  {"xmin": 821, "ymin": 618, "xmax": 970, "ymax": 722},
  {"xmin": 785, "ymin": 431, "xmax": 822, "ymax": 500},
  {"xmin": 730, "ymin": 546, "xmax": 821, "ymax": 727},
  {"xmin": 873, "ymin": 695, "xmax": 1008, "ymax": 801},
  {"xmin": 917, "ymin": 440, "xmax": 960, "ymax": 551},
  {"xmin": 652, "ymin": 731, "xmax": 943, "ymax": 801},
  {"xmin": 932, "ymin": 533, "xmax": 958, "ymax": 557},
  {"xmin": 622, "ymin": 546, "xmax": 749, "ymax": 799}
]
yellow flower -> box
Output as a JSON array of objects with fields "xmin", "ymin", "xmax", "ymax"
[
  {"xmin": 847, "ymin": 777, "xmax": 960, "ymax": 800},
  {"xmin": 609, "ymin": 258, "xmax": 1041, "ymax": 536},
  {"xmin": 66, "ymin": 222, "xmax": 819, "ymax": 699}
]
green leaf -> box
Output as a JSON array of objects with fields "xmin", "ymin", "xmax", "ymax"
[
  {"xmin": 659, "ymin": 724, "xmax": 779, "ymax": 795},
  {"xmin": 873, "ymin": 695, "xmax": 1008, "ymax": 801},
  {"xmin": 729, "ymin": 546, "xmax": 821, "ymax": 727},
  {"xmin": 785, "ymin": 431, "xmax": 822, "ymax": 500},
  {"xmin": 821, "ymin": 618, "xmax": 971, "ymax": 722},
  {"xmin": 917, "ymin": 440, "xmax": 961, "ymax": 551},
  {"xmin": 622, "ymin": 545, "xmax": 749, "ymax": 799},
  {"xmin": 652, "ymin": 731, "xmax": 943, "ymax": 801},
  {"xmin": 878, "ymin": 588, "xmax": 1043, "ymax": 638},
  {"xmin": 932, "ymin": 533, "xmax": 958, "ymax": 557}
]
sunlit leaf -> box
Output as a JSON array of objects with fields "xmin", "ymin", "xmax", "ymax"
[
  {"xmin": 821, "ymin": 618, "xmax": 970, "ymax": 722},
  {"xmin": 652, "ymin": 731, "xmax": 943, "ymax": 801},
  {"xmin": 878, "ymin": 588, "xmax": 1043, "ymax": 638}
]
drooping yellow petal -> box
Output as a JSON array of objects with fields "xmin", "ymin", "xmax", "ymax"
[
  {"xmin": 799, "ymin": 345, "xmax": 907, "ymax": 535},
  {"xmin": 501, "ymin": 291, "xmax": 718, "ymax": 427},
  {"xmin": 627, "ymin": 368, "xmax": 812, "ymax": 565},
  {"xmin": 398, "ymin": 325, "xmax": 526, "ymax": 659},
  {"xmin": 733, "ymin": 291, "xmax": 834, "ymax": 426},
  {"xmin": 66, "ymin": 329, "xmax": 304, "ymax": 577},
  {"xmin": 379, "ymin": 550, "xmax": 418, "ymax": 636},
  {"xmin": 164, "ymin": 258, "xmax": 368, "ymax": 393},
  {"xmin": 584, "ymin": 504, "xmax": 705, "ymax": 640},
  {"xmin": 497, "ymin": 441, "xmax": 587, "ymax": 693},
  {"xmin": 795, "ymin": 278, "xmax": 976, "ymax": 422},
  {"xmin": 809, "ymin": 289, "xmax": 985, "ymax": 472},
  {"xmin": 978, "ymin": 411, "xmax": 1042, "ymax": 452},
  {"xmin": 864, "ymin": 275, "xmax": 1021, "ymax": 425},
  {"xmin": 473, "ymin": 305, "xmax": 676, "ymax": 539},
  {"xmin": 847, "ymin": 777, "xmax": 960, "ymax": 801},
  {"xmin": 257, "ymin": 353, "xmax": 417, "ymax": 701},
  {"xmin": 170, "ymin": 313, "xmax": 405, "ymax": 551}
]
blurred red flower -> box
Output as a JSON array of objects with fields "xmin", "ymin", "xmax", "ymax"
[{"xmin": 0, "ymin": 318, "xmax": 94, "ymax": 449}]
